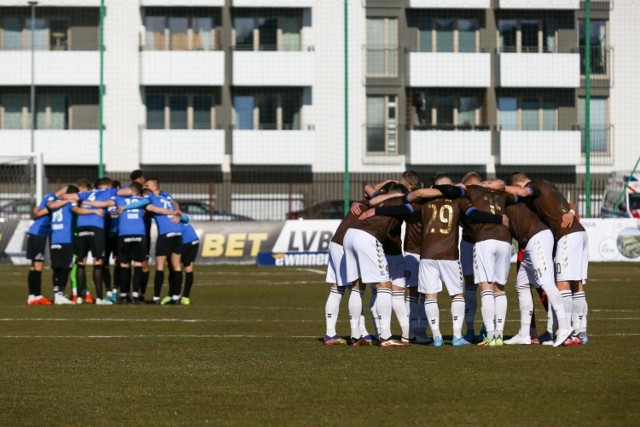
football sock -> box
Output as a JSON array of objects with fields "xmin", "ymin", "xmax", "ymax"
[
  {"xmin": 183, "ymin": 272, "xmax": 194, "ymax": 298},
  {"xmin": 516, "ymin": 284, "xmax": 534, "ymax": 337},
  {"xmin": 154, "ymin": 270, "xmax": 165, "ymax": 298},
  {"xmin": 113, "ymin": 264, "xmax": 121, "ymax": 292},
  {"xmin": 170, "ymin": 271, "xmax": 182, "ymax": 297},
  {"xmin": 325, "ymin": 287, "xmax": 344, "ymax": 337},
  {"xmin": 141, "ymin": 271, "xmax": 150, "ymax": 296},
  {"xmin": 103, "ymin": 266, "xmax": 111, "ymax": 292},
  {"xmin": 480, "ymin": 290, "xmax": 495, "ymax": 339},
  {"xmin": 541, "ymin": 283, "xmax": 569, "ymax": 331},
  {"xmin": 580, "ymin": 299, "xmax": 588, "ymax": 334},
  {"xmin": 369, "ymin": 288, "xmax": 380, "ymax": 336},
  {"xmin": 451, "ymin": 296, "xmax": 465, "ymax": 338},
  {"xmin": 348, "ymin": 288, "xmax": 364, "ymax": 339},
  {"xmin": 494, "ymin": 291, "xmax": 507, "ymax": 339},
  {"xmin": 392, "ymin": 290, "xmax": 409, "ymax": 339},
  {"xmin": 28, "ymin": 270, "xmax": 41, "ymax": 296},
  {"xmin": 76, "ymin": 265, "xmax": 86, "ymax": 296},
  {"xmin": 424, "ymin": 297, "xmax": 440, "ymax": 338},
  {"xmin": 407, "ymin": 294, "xmax": 420, "ymax": 339},
  {"xmin": 464, "ymin": 283, "xmax": 478, "ymax": 332},
  {"xmin": 572, "ymin": 291, "xmax": 587, "ymax": 333},
  {"xmin": 132, "ymin": 267, "xmax": 143, "ymax": 294},
  {"xmin": 375, "ymin": 288, "xmax": 393, "ymax": 340},
  {"xmin": 93, "ymin": 265, "xmax": 104, "ymax": 299},
  {"xmin": 560, "ymin": 290, "xmax": 573, "ymax": 328},
  {"xmin": 119, "ymin": 267, "xmax": 131, "ymax": 295},
  {"xmin": 418, "ymin": 294, "xmax": 428, "ymax": 334}
]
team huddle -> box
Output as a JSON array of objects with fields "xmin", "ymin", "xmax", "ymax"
[
  {"xmin": 25, "ymin": 170, "xmax": 200, "ymax": 306},
  {"xmin": 324, "ymin": 171, "xmax": 589, "ymax": 348}
]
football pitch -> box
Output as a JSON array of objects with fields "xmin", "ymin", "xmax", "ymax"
[{"xmin": 0, "ymin": 263, "xmax": 639, "ymax": 426}]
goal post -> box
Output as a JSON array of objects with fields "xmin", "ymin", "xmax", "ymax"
[{"xmin": 0, "ymin": 153, "xmax": 45, "ymax": 211}]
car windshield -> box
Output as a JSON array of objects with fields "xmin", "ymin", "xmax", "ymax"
[{"xmin": 629, "ymin": 194, "xmax": 640, "ymax": 210}]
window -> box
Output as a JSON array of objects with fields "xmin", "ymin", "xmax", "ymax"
[
  {"xmin": 146, "ymin": 93, "xmax": 216, "ymax": 130},
  {"xmin": 578, "ymin": 97, "xmax": 608, "ymax": 153},
  {"xmin": 418, "ymin": 17, "xmax": 477, "ymax": 53},
  {"xmin": 367, "ymin": 96, "xmax": 397, "ymax": 154},
  {"xmin": 498, "ymin": 19, "xmax": 556, "ymax": 53},
  {"xmin": 410, "ymin": 90, "xmax": 484, "ymax": 130},
  {"xmin": 233, "ymin": 12, "xmax": 302, "ymax": 51},
  {"xmin": 367, "ymin": 18, "xmax": 397, "ymax": 77},
  {"xmin": 1, "ymin": 92, "xmax": 97, "ymax": 130},
  {"xmin": 498, "ymin": 96, "xmax": 558, "ymax": 131},
  {"xmin": 579, "ymin": 20, "xmax": 607, "ymax": 76},
  {"xmin": 233, "ymin": 90, "xmax": 303, "ymax": 131},
  {"xmin": 144, "ymin": 10, "xmax": 219, "ymax": 51},
  {"xmin": 1, "ymin": 94, "xmax": 26, "ymax": 129}
]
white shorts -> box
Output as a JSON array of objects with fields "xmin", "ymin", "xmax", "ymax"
[
  {"xmin": 325, "ymin": 241, "xmax": 349, "ymax": 286},
  {"xmin": 343, "ymin": 228, "xmax": 389, "ymax": 284},
  {"xmin": 473, "ymin": 239, "xmax": 512, "ymax": 285},
  {"xmin": 386, "ymin": 254, "xmax": 406, "ymax": 288},
  {"xmin": 516, "ymin": 230, "xmax": 555, "ymax": 289},
  {"xmin": 554, "ymin": 231, "xmax": 589, "ymax": 282},
  {"xmin": 418, "ymin": 259, "xmax": 464, "ymax": 296},
  {"xmin": 404, "ymin": 252, "xmax": 420, "ymax": 288},
  {"xmin": 459, "ymin": 239, "xmax": 474, "ymax": 277}
]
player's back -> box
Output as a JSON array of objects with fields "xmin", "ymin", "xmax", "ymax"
[
  {"xmin": 420, "ymin": 197, "xmax": 464, "ymax": 260},
  {"xmin": 505, "ymin": 203, "xmax": 548, "ymax": 248},
  {"xmin": 466, "ymin": 185, "xmax": 512, "ymax": 244},
  {"xmin": 526, "ymin": 180, "xmax": 585, "ymax": 239}
]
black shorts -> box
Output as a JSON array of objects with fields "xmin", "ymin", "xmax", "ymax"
[
  {"xmin": 50, "ymin": 244, "xmax": 74, "ymax": 269},
  {"xmin": 77, "ymin": 227, "xmax": 106, "ymax": 261},
  {"xmin": 118, "ymin": 235, "xmax": 148, "ymax": 264},
  {"xmin": 155, "ymin": 233, "xmax": 182, "ymax": 257},
  {"xmin": 26, "ymin": 234, "xmax": 47, "ymax": 262},
  {"xmin": 181, "ymin": 241, "xmax": 199, "ymax": 266},
  {"xmin": 105, "ymin": 232, "xmax": 118, "ymax": 261}
]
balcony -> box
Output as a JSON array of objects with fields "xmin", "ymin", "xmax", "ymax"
[
  {"xmin": 1, "ymin": 0, "xmax": 101, "ymax": 5},
  {"xmin": 578, "ymin": 125, "xmax": 614, "ymax": 166},
  {"xmin": 498, "ymin": 0, "xmax": 579, "ymax": 9},
  {"xmin": 0, "ymin": 130, "xmax": 98, "ymax": 165},
  {"xmin": 499, "ymin": 130, "xmax": 581, "ymax": 165},
  {"xmin": 0, "ymin": 51, "xmax": 99, "ymax": 86},
  {"xmin": 408, "ymin": 126, "xmax": 492, "ymax": 165},
  {"xmin": 580, "ymin": 46, "xmax": 613, "ymax": 88},
  {"xmin": 233, "ymin": 49, "xmax": 314, "ymax": 87},
  {"xmin": 141, "ymin": 0, "xmax": 224, "ymax": 5},
  {"xmin": 141, "ymin": 51, "xmax": 225, "ymax": 86},
  {"xmin": 141, "ymin": 130, "xmax": 225, "ymax": 165},
  {"xmin": 406, "ymin": 51, "xmax": 491, "ymax": 87},
  {"xmin": 406, "ymin": 0, "xmax": 490, "ymax": 8},
  {"xmin": 232, "ymin": 128, "xmax": 315, "ymax": 165},
  {"xmin": 232, "ymin": 0, "xmax": 313, "ymax": 6},
  {"xmin": 498, "ymin": 52, "xmax": 580, "ymax": 88}
]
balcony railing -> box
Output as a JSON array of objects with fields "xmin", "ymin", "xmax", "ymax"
[
  {"xmin": 407, "ymin": 124, "xmax": 491, "ymax": 131},
  {"xmin": 579, "ymin": 46, "xmax": 612, "ymax": 87},
  {"xmin": 233, "ymin": 44, "xmax": 313, "ymax": 52}
]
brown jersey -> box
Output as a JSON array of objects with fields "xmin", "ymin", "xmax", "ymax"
[
  {"xmin": 524, "ymin": 180, "xmax": 585, "ymax": 240},
  {"xmin": 355, "ymin": 196, "xmax": 405, "ymax": 243},
  {"xmin": 420, "ymin": 197, "xmax": 470, "ymax": 260},
  {"xmin": 330, "ymin": 201, "xmax": 369, "ymax": 246},
  {"xmin": 505, "ymin": 203, "xmax": 549, "ymax": 247},
  {"xmin": 466, "ymin": 185, "xmax": 514, "ymax": 244},
  {"xmin": 404, "ymin": 200, "xmax": 425, "ymax": 255},
  {"xmin": 383, "ymin": 224, "xmax": 403, "ymax": 256},
  {"xmin": 460, "ymin": 214, "xmax": 474, "ymax": 243}
]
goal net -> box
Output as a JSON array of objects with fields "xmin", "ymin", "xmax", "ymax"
[{"xmin": 0, "ymin": 153, "xmax": 45, "ymax": 219}]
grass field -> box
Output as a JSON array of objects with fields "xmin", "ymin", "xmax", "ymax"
[{"xmin": 1, "ymin": 263, "xmax": 639, "ymax": 426}]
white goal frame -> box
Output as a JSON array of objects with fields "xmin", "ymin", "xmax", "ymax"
[{"xmin": 0, "ymin": 152, "xmax": 44, "ymax": 204}]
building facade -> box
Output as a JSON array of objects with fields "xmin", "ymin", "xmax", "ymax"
[{"xmin": 0, "ymin": 0, "xmax": 636, "ymax": 215}]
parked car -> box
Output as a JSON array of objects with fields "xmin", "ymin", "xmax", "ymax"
[
  {"xmin": 600, "ymin": 172, "xmax": 640, "ymax": 219},
  {"xmin": 0, "ymin": 199, "xmax": 34, "ymax": 220},
  {"xmin": 177, "ymin": 200, "xmax": 253, "ymax": 221},
  {"xmin": 287, "ymin": 200, "xmax": 357, "ymax": 220}
]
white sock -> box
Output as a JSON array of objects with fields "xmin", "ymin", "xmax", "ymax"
[
  {"xmin": 348, "ymin": 288, "xmax": 364, "ymax": 339},
  {"xmin": 572, "ymin": 291, "xmax": 586, "ymax": 333},
  {"xmin": 580, "ymin": 298, "xmax": 588, "ymax": 334},
  {"xmin": 542, "ymin": 284, "xmax": 569, "ymax": 331},
  {"xmin": 494, "ymin": 291, "xmax": 507, "ymax": 339},
  {"xmin": 516, "ymin": 284, "xmax": 534, "ymax": 337},
  {"xmin": 419, "ymin": 294, "xmax": 429, "ymax": 335},
  {"xmin": 392, "ymin": 290, "xmax": 410, "ymax": 339},
  {"xmin": 560, "ymin": 290, "xmax": 573, "ymax": 330},
  {"xmin": 451, "ymin": 296, "xmax": 465, "ymax": 338},
  {"xmin": 424, "ymin": 298, "xmax": 441, "ymax": 338},
  {"xmin": 376, "ymin": 288, "xmax": 393, "ymax": 340},
  {"xmin": 369, "ymin": 288, "xmax": 380, "ymax": 337},
  {"xmin": 480, "ymin": 290, "xmax": 495, "ymax": 339},
  {"xmin": 325, "ymin": 287, "xmax": 344, "ymax": 337},
  {"xmin": 464, "ymin": 283, "xmax": 478, "ymax": 332}
]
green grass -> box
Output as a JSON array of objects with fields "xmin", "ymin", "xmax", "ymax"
[{"xmin": 0, "ymin": 263, "xmax": 639, "ymax": 426}]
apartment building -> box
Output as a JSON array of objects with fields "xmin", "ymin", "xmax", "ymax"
[{"xmin": 0, "ymin": 0, "xmax": 636, "ymax": 195}]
